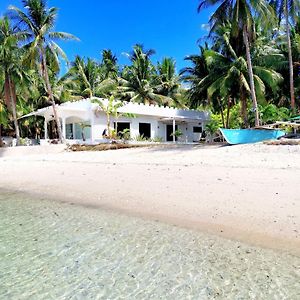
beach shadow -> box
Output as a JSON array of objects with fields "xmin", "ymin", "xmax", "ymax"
[{"xmin": 144, "ymin": 143, "xmax": 225, "ymax": 154}]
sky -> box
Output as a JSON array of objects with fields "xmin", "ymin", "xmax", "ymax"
[{"xmin": 0, "ymin": 0, "xmax": 213, "ymax": 74}]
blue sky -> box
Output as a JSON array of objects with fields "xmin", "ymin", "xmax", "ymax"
[{"xmin": 0, "ymin": 0, "xmax": 213, "ymax": 73}]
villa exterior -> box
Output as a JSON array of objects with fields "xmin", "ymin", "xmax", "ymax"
[{"xmin": 24, "ymin": 98, "xmax": 210, "ymax": 143}]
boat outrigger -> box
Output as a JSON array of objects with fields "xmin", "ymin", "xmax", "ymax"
[{"xmin": 220, "ymin": 128, "xmax": 286, "ymax": 145}]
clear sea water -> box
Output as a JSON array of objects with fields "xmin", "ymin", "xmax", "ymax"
[{"xmin": 0, "ymin": 190, "xmax": 299, "ymax": 300}]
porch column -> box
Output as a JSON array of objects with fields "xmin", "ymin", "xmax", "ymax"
[
  {"xmin": 44, "ymin": 118, "xmax": 48, "ymax": 139},
  {"xmin": 61, "ymin": 118, "xmax": 66, "ymax": 141},
  {"xmin": 173, "ymin": 118, "xmax": 176, "ymax": 143}
]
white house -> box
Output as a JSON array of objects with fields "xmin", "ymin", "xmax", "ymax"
[{"xmin": 23, "ymin": 98, "xmax": 210, "ymax": 143}]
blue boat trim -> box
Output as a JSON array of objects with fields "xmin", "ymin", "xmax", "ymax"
[{"xmin": 220, "ymin": 128, "xmax": 286, "ymax": 145}]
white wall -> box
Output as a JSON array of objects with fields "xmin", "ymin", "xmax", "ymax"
[
  {"xmin": 92, "ymin": 112, "xmax": 161, "ymax": 140},
  {"xmin": 91, "ymin": 111, "xmax": 207, "ymax": 143}
]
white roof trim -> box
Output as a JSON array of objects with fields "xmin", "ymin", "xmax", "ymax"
[{"xmin": 20, "ymin": 98, "xmax": 210, "ymax": 121}]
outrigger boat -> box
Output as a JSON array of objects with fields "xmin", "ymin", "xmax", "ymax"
[{"xmin": 219, "ymin": 128, "xmax": 286, "ymax": 145}]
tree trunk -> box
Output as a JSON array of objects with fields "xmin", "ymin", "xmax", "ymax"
[
  {"xmin": 285, "ymin": 0, "xmax": 295, "ymax": 110},
  {"xmin": 107, "ymin": 113, "xmax": 111, "ymax": 138},
  {"xmin": 216, "ymin": 97, "xmax": 225, "ymax": 128},
  {"xmin": 240, "ymin": 87, "xmax": 248, "ymax": 128},
  {"xmin": 243, "ymin": 25, "xmax": 260, "ymax": 127},
  {"xmin": 226, "ymin": 96, "xmax": 231, "ymax": 129},
  {"xmin": 81, "ymin": 130, "xmax": 86, "ymax": 141},
  {"xmin": 5, "ymin": 73, "xmax": 20, "ymax": 144},
  {"xmin": 41, "ymin": 47, "xmax": 63, "ymax": 142}
]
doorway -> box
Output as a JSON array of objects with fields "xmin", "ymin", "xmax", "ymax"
[
  {"xmin": 114, "ymin": 122, "xmax": 130, "ymax": 137},
  {"xmin": 166, "ymin": 124, "xmax": 178, "ymax": 141},
  {"xmin": 139, "ymin": 123, "xmax": 151, "ymax": 139}
]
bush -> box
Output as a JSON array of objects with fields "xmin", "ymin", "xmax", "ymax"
[
  {"xmin": 150, "ymin": 136, "xmax": 163, "ymax": 143},
  {"xmin": 134, "ymin": 134, "xmax": 148, "ymax": 141},
  {"xmin": 170, "ymin": 129, "xmax": 183, "ymax": 138}
]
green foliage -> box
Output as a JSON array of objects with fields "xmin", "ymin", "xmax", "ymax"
[
  {"xmin": 0, "ymin": 0, "xmax": 299, "ymax": 141},
  {"xmin": 134, "ymin": 134, "xmax": 148, "ymax": 142},
  {"xmin": 150, "ymin": 136, "xmax": 163, "ymax": 143},
  {"xmin": 259, "ymin": 104, "xmax": 291, "ymax": 124},
  {"xmin": 0, "ymin": 102, "xmax": 8, "ymax": 126},
  {"xmin": 170, "ymin": 129, "xmax": 183, "ymax": 138},
  {"xmin": 205, "ymin": 119, "xmax": 220, "ymax": 136},
  {"xmin": 120, "ymin": 128, "xmax": 130, "ymax": 141}
]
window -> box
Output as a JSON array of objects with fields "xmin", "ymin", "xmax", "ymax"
[
  {"xmin": 114, "ymin": 122, "xmax": 130, "ymax": 137},
  {"xmin": 193, "ymin": 126, "xmax": 202, "ymax": 133},
  {"xmin": 139, "ymin": 123, "xmax": 151, "ymax": 139}
]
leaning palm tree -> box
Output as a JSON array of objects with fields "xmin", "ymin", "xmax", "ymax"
[
  {"xmin": 270, "ymin": 0, "xmax": 300, "ymax": 110},
  {"xmin": 9, "ymin": 0, "xmax": 78, "ymax": 141},
  {"xmin": 198, "ymin": 0, "xmax": 274, "ymax": 126}
]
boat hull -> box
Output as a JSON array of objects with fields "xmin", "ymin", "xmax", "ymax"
[{"xmin": 220, "ymin": 128, "xmax": 286, "ymax": 145}]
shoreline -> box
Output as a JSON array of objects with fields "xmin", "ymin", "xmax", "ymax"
[{"xmin": 0, "ymin": 144, "xmax": 300, "ymax": 256}]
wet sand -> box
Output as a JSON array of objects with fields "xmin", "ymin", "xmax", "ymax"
[{"xmin": 0, "ymin": 143, "xmax": 299, "ymax": 255}]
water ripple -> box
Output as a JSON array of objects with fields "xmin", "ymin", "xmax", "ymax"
[{"xmin": 0, "ymin": 192, "xmax": 299, "ymax": 299}]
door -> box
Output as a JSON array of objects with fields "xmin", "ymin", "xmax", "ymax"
[
  {"xmin": 166, "ymin": 124, "xmax": 178, "ymax": 141},
  {"xmin": 139, "ymin": 123, "xmax": 151, "ymax": 139}
]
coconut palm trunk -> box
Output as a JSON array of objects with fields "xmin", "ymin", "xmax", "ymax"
[
  {"xmin": 106, "ymin": 112, "xmax": 111, "ymax": 138},
  {"xmin": 226, "ymin": 96, "xmax": 231, "ymax": 129},
  {"xmin": 41, "ymin": 47, "xmax": 63, "ymax": 142},
  {"xmin": 243, "ymin": 25, "xmax": 260, "ymax": 127},
  {"xmin": 240, "ymin": 86, "xmax": 249, "ymax": 127},
  {"xmin": 285, "ymin": 0, "xmax": 295, "ymax": 110},
  {"xmin": 216, "ymin": 97, "xmax": 225, "ymax": 127},
  {"xmin": 4, "ymin": 73, "xmax": 20, "ymax": 144}
]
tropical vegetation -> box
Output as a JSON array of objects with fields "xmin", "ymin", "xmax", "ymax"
[{"xmin": 0, "ymin": 0, "xmax": 299, "ymax": 145}]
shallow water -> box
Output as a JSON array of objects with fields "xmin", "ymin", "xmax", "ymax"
[{"xmin": 0, "ymin": 191, "xmax": 299, "ymax": 300}]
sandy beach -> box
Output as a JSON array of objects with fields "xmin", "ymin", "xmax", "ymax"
[{"xmin": 0, "ymin": 143, "xmax": 300, "ymax": 256}]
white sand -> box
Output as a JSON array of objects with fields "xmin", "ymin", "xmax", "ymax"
[{"xmin": 0, "ymin": 143, "xmax": 299, "ymax": 255}]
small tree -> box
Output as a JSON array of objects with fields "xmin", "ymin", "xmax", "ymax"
[
  {"xmin": 92, "ymin": 96, "xmax": 124, "ymax": 138},
  {"xmin": 205, "ymin": 120, "xmax": 220, "ymax": 143},
  {"xmin": 78, "ymin": 122, "xmax": 91, "ymax": 142},
  {"xmin": 170, "ymin": 129, "xmax": 183, "ymax": 141}
]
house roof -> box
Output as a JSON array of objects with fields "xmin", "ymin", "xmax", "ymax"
[{"xmin": 20, "ymin": 98, "xmax": 210, "ymax": 122}]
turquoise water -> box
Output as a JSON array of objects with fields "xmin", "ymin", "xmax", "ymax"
[{"xmin": 0, "ymin": 191, "xmax": 299, "ymax": 299}]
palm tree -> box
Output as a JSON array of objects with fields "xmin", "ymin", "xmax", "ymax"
[
  {"xmin": 270, "ymin": 0, "xmax": 300, "ymax": 110},
  {"xmin": 118, "ymin": 44, "xmax": 173, "ymax": 105},
  {"xmin": 202, "ymin": 49, "xmax": 283, "ymax": 127},
  {"xmin": 180, "ymin": 44, "xmax": 210, "ymax": 108},
  {"xmin": 64, "ymin": 56, "xmax": 101, "ymax": 98},
  {"xmin": 0, "ymin": 17, "xmax": 27, "ymax": 144},
  {"xmin": 198, "ymin": 0, "xmax": 274, "ymax": 126},
  {"xmin": 155, "ymin": 57, "xmax": 183, "ymax": 107},
  {"xmin": 101, "ymin": 49, "xmax": 118, "ymax": 80},
  {"xmin": 9, "ymin": 0, "xmax": 78, "ymax": 141},
  {"xmin": 63, "ymin": 55, "xmax": 117, "ymax": 99}
]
